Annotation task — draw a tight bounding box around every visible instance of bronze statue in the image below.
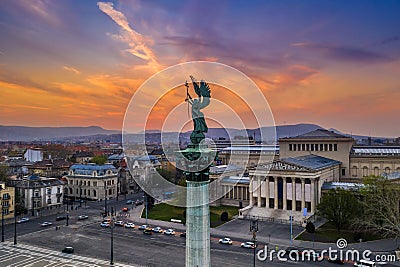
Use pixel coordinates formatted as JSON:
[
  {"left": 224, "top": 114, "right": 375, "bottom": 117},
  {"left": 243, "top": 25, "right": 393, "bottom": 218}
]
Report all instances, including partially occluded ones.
[{"left": 185, "top": 76, "right": 211, "bottom": 144}]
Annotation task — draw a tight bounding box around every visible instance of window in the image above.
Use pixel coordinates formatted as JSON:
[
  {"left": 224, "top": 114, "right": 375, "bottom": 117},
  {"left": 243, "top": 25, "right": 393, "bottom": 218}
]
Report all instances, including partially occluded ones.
[
  {"left": 315, "top": 144, "right": 318, "bottom": 151},
  {"left": 297, "top": 144, "right": 301, "bottom": 151},
  {"left": 362, "top": 167, "right": 368, "bottom": 177},
  {"left": 329, "top": 144, "right": 333, "bottom": 151},
  {"left": 341, "top": 168, "right": 345, "bottom": 176},
  {"left": 320, "top": 144, "right": 323, "bottom": 151},
  {"left": 324, "top": 144, "right": 328, "bottom": 151},
  {"left": 310, "top": 144, "right": 314, "bottom": 151},
  {"left": 57, "top": 196, "right": 61, "bottom": 203},
  {"left": 293, "top": 144, "right": 296, "bottom": 151},
  {"left": 374, "top": 167, "right": 380, "bottom": 176},
  {"left": 93, "top": 190, "right": 96, "bottom": 197},
  {"left": 47, "top": 188, "right": 51, "bottom": 195},
  {"left": 93, "top": 182, "right": 97, "bottom": 187},
  {"left": 302, "top": 144, "right": 305, "bottom": 151},
  {"left": 306, "top": 144, "right": 310, "bottom": 151},
  {"left": 57, "top": 187, "right": 61, "bottom": 194},
  {"left": 87, "top": 181, "right": 90, "bottom": 186},
  {"left": 47, "top": 198, "right": 52, "bottom": 204},
  {"left": 334, "top": 144, "right": 338, "bottom": 151},
  {"left": 384, "top": 167, "right": 391, "bottom": 174},
  {"left": 352, "top": 167, "right": 358, "bottom": 177},
  {"left": 69, "top": 180, "right": 73, "bottom": 185},
  {"left": 289, "top": 144, "right": 292, "bottom": 151}
]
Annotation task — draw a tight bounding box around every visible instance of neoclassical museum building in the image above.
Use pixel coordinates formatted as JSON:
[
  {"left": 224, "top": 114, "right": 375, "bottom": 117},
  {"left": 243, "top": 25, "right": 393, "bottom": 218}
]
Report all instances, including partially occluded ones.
[{"left": 221, "top": 129, "right": 400, "bottom": 223}]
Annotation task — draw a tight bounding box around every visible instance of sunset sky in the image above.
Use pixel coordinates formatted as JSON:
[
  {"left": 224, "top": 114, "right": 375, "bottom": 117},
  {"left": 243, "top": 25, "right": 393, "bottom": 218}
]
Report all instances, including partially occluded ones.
[{"left": 1, "top": 0, "right": 400, "bottom": 137}]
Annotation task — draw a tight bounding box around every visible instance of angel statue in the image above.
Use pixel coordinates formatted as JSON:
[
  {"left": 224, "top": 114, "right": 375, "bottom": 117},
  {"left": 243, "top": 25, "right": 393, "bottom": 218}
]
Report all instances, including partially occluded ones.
[{"left": 185, "top": 75, "right": 211, "bottom": 144}]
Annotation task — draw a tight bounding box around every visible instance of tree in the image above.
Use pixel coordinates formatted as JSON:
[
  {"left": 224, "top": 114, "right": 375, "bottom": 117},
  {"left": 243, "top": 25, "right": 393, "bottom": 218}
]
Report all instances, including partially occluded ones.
[
  {"left": 90, "top": 155, "right": 107, "bottom": 165},
  {"left": 0, "top": 165, "right": 9, "bottom": 182},
  {"left": 306, "top": 222, "right": 315, "bottom": 233},
  {"left": 317, "top": 188, "right": 362, "bottom": 232},
  {"left": 355, "top": 175, "right": 400, "bottom": 239}
]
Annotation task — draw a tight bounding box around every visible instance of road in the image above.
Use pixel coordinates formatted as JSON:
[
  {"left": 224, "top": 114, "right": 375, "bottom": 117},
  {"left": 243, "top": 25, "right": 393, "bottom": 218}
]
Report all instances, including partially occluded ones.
[{"left": 1, "top": 194, "right": 399, "bottom": 267}]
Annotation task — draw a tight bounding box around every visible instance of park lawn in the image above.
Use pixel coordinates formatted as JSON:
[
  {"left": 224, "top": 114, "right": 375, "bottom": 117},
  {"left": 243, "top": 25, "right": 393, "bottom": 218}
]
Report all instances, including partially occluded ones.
[
  {"left": 296, "top": 222, "right": 383, "bottom": 243},
  {"left": 142, "top": 203, "right": 239, "bottom": 228}
]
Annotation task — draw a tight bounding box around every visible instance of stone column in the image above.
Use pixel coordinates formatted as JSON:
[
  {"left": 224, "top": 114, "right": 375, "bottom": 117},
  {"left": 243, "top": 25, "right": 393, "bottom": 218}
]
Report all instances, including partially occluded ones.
[
  {"left": 186, "top": 181, "right": 210, "bottom": 267},
  {"left": 282, "top": 177, "right": 287, "bottom": 210},
  {"left": 249, "top": 177, "right": 253, "bottom": 206},
  {"left": 301, "top": 178, "right": 306, "bottom": 212},
  {"left": 310, "top": 180, "right": 315, "bottom": 213},
  {"left": 274, "top": 176, "right": 278, "bottom": 209},
  {"left": 265, "top": 177, "right": 270, "bottom": 209},
  {"left": 257, "top": 176, "right": 261, "bottom": 207},
  {"left": 291, "top": 177, "right": 296, "bottom": 211}
]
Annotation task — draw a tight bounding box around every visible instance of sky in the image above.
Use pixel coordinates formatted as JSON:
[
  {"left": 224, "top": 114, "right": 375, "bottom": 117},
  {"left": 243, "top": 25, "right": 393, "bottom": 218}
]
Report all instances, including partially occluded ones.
[{"left": 0, "top": 0, "right": 400, "bottom": 137}]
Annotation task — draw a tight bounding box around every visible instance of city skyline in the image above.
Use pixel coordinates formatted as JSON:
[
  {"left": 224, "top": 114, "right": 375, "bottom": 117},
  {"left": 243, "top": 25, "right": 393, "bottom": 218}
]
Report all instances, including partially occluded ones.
[{"left": 1, "top": 1, "right": 400, "bottom": 137}]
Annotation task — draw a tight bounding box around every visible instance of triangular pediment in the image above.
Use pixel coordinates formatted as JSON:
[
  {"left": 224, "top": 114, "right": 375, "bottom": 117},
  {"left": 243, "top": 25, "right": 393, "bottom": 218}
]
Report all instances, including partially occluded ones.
[{"left": 255, "top": 160, "right": 311, "bottom": 172}]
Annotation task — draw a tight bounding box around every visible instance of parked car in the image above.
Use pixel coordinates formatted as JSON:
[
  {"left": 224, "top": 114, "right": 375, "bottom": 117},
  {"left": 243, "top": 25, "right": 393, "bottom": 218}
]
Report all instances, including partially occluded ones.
[
  {"left": 78, "top": 215, "right": 88, "bottom": 220},
  {"left": 100, "top": 222, "right": 110, "bottom": 227},
  {"left": 143, "top": 228, "right": 152, "bottom": 235},
  {"left": 122, "top": 207, "right": 129, "bottom": 212},
  {"left": 135, "top": 199, "right": 144, "bottom": 205},
  {"left": 126, "top": 200, "right": 133, "bottom": 204},
  {"left": 17, "top": 217, "right": 30, "bottom": 224},
  {"left": 56, "top": 215, "right": 66, "bottom": 221},
  {"left": 40, "top": 222, "right": 53, "bottom": 227},
  {"left": 240, "top": 242, "right": 255, "bottom": 248},
  {"left": 152, "top": 226, "right": 164, "bottom": 233},
  {"left": 180, "top": 232, "right": 186, "bottom": 237},
  {"left": 124, "top": 222, "right": 135, "bottom": 228},
  {"left": 62, "top": 246, "right": 74, "bottom": 254},
  {"left": 219, "top": 238, "right": 233, "bottom": 245},
  {"left": 114, "top": 220, "right": 125, "bottom": 227},
  {"left": 138, "top": 224, "right": 148, "bottom": 230},
  {"left": 164, "top": 229, "right": 175, "bottom": 235}
]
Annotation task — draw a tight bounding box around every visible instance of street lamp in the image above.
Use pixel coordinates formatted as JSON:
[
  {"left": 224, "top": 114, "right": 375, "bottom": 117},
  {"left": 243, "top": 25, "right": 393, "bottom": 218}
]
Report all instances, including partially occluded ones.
[
  {"left": 143, "top": 194, "right": 148, "bottom": 225},
  {"left": 250, "top": 219, "right": 258, "bottom": 267},
  {"left": 14, "top": 188, "right": 17, "bottom": 245},
  {"left": 79, "top": 181, "right": 82, "bottom": 208},
  {"left": 110, "top": 217, "right": 115, "bottom": 265},
  {"left": 104, "top": 180, "right": 108, "bottom": 216},
  {"left": 0, "top": 185, "right": 4, "bottom": 242},
  {"left": 66, "top": 211, "right": 69, "bottom": 226}
]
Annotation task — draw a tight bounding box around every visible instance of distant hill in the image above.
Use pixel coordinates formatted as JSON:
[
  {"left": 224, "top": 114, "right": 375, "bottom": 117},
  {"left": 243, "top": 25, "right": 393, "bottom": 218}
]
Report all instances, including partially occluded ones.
[{"left": 0, "top": 125, "right": 120, "bottom": 141}]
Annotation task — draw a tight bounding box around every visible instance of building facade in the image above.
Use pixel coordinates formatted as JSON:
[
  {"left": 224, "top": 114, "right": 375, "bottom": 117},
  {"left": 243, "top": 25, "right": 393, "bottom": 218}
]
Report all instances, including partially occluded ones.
[
  {"left": 0, "top": 181, "right": 15, "bottom": 220},
  {"left": 64, "top": 164, "right": 118, "bottom": 201},
  {"left": 12, "top": 175, "right": 64, "bottom": 216}
]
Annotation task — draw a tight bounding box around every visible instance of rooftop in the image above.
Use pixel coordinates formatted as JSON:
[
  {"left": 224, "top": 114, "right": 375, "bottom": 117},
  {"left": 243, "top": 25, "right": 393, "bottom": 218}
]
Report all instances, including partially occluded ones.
[
  {"left": 322, "top": 181, "right": 364, "bottom": 191},
  {"left": 282, "top": 154, "right": 342, "bottom": 171},
  {"left": 220, "top": 176, "right": 250, "bottom": 185},
  {"left": 210, "top": 164, "right": 244, "bottom": 175},
  {"left": 280, "top": 129, "right": 353, "bottom": 140}
]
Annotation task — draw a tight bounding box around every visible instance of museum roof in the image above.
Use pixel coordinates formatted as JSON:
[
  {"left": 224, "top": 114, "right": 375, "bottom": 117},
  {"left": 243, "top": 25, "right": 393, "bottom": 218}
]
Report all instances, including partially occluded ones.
[
  {"left": 352, "top": 146, "right": 400, "bottom": 155},
  {"left": 383, "top": 171, "right": 400, "bottom": 180},
  {"left": 280, "top": 129, "right": 352, "bottom": 140},
  {"left": 220, "top": 145, "right": 279, "bottom": 152},
  {"left": 210, "top": 164, "right": 244, "bottom": 175},
  {"left": 322, "top": 181, "right": 364, "bottom": 191},
  {"left": 220, "top": 176, "right": 250, "bottom": 185},
  {"left": 282, "top": 154, "right": 341, "bottom": 171}
]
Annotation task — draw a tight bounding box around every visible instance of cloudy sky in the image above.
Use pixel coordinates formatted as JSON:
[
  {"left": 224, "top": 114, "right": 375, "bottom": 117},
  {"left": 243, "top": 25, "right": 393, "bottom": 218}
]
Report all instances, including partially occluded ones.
[{"left": 0, "top": 0, "right": 399, "bottom": 137}]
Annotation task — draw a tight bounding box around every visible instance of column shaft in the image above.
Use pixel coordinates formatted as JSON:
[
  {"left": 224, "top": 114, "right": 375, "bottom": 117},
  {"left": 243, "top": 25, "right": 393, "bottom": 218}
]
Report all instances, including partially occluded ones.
[
  {"left": 301, "top": 178, "right": 306, "bottom": 212},
  {"left": 292, "top": 177, "right": 296, "bottom": 211},
  {"left": 311, "top": 179, "right": 316, "bottom": 213},
  {"left": 274, "top": 177, "right": 278, "bottom": 209},
  {"left": 282, "top": 178, "right": 287, "bottom": 210},
  {"left": 257, "top": 176, "right": 261, "bottom": 207},
  {"left": 265, "top": 177, "right": 270, "bottom": 209}
]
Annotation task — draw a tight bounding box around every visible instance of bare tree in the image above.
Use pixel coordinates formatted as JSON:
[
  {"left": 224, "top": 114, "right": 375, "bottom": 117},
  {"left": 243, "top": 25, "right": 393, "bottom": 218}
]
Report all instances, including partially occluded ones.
[{"left": 355, "top": 176, "right": 400, "bottom": 239}]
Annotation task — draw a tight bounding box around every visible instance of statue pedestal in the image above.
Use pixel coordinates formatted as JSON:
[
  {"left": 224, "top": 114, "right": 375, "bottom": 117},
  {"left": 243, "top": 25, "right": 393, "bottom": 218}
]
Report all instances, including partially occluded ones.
[{"left": 186, "top": 181, "right": 210, "bottom": 267}]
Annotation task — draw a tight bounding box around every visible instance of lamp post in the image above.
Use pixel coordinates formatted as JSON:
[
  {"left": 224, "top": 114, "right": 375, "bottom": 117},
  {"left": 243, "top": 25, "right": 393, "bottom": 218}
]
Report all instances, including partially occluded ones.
[
  {"left": 14, "top": 188, "right": 17, "bottom": 245},
  {"left": 143, "top": 194, "right": 148, "bottom": 225},
  {"left": 66, "top": 211, "right": 69, "bottom": 226},
  {"left": 250, "top": 219, "right": 258, "bottom": 267},
  {"left": 104, "top": 180, "right": 108, "bottom": 216},
  {"left": 78, "top": 181, "right": 82, "bottom": 208},
  {"left": 0, "top": 185, "right": 4, "bottom": 242},
  {"left": 110, "top": 217, "right": 115, "bottom": 265}
]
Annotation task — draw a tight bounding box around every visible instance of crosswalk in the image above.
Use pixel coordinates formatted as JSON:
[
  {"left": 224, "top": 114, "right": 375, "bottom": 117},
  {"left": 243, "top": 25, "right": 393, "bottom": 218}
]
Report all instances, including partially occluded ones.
[{"left": 0, "top": 242, "right": 142, "bottom": 267}]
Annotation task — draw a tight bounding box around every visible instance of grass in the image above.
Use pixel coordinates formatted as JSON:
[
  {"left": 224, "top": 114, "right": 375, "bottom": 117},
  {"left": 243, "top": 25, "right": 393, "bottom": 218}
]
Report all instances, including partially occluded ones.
[
  {"left": 296, "top": 221, "right": 384, "bottom": 243},
  {"left": 142, "top": 203, "right": 239, "bottom": 228}
]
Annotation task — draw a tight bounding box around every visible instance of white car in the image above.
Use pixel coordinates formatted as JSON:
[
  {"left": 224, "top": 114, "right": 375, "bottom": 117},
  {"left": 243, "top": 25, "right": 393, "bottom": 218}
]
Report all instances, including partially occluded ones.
[
  {"left": 152, "top": 226, "right": 163, "bottom": 233},
  {"left": 124, "top": 223, "right": 135, "bottom": 228},
  {"left": 219, "top": 238, "right": 233, "bottom": 245},
  {"left": 138, "top": 224, "right": 148, "bottom": 230},
  {"left": 17, "top": 217, "right": 30, "bottom": 224},
  {"left": 241, "top": 241, "right": 255, "bottom": 248},
  {"left": 78, "top": 215, "right": 88, "bottom": 220},
  {"left": 40, "top": 222, "right": 52, "bottom": 227},
  {"left": 100, "top": 222, "right": 110, "bottom": 227},
  {"left": 164, "top": 229, "right": 175, "bottom": 235},
  {"left": 114, "top": 221, "right": 125, "bottom": 227}
]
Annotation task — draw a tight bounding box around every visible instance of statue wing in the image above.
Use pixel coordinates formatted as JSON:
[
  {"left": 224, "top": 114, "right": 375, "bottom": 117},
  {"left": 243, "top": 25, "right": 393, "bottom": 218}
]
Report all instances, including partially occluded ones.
[
  {"left": 190, "top": 75, "right": 201, "bottom": 97},
  {"left": 199, "top": 80, "right": 211, "bottom": 109}
]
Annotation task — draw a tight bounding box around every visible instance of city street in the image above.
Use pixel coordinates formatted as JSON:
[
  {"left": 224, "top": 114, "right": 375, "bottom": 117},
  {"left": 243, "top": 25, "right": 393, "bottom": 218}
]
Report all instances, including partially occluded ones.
[{"left": 1, "top": 195, "right": 399, "bottom": 267}]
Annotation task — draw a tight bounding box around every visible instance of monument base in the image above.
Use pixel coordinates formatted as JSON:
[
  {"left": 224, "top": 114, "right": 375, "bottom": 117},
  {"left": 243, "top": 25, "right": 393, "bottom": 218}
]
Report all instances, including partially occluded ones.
[{"left": 186, "top": 181, "right": 210, "bottom": 267}]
